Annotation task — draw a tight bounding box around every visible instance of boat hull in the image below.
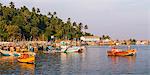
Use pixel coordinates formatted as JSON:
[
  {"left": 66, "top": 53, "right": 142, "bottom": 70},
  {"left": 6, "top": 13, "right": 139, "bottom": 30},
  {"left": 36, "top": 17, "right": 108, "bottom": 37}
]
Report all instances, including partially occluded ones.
[
  {"left": 2, "top": 53, "right": 11, "bottom": 56},
  {"left": 43, "top": 46, "right": 85, "bottom": 53},
  {"left": 61, "top": 46, "right": 81, "bottom": 53},
  {"left": 17, "top": 56, "right": 35, "bottom": 64},
  {"left": 13, "top": 52, "right": 21, "bottom": 56},
  {"left": 107, "top": 49, "right": 136, "bottom": 56}
]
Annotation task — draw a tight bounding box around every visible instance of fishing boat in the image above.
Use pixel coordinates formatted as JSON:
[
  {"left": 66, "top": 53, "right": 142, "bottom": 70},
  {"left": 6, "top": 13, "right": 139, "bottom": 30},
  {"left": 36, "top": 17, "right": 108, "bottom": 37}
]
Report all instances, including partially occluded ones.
[
  {"left": 43, "top": 46, "right": 85, "bottom": 53},
  {"left": 61, "top": 46, "right": 85, "bottom": 53},
  {"left": 107, "top": 49, "right": 136, "bottom": 56},
  {"left": 43, "top": 45, "right": 60, "bottom": 53},
  {"left": 0, "top": 45, "right": 21, "bottom": 56},
  {"left": 43, "top": 49, "right": 61, "bottom": 53},
  {"left": 0, "top": 50, "right": 21, "bottom": 56},
  {"left": 0, "top": 50, "right": 12, "bottom": 56},
  {"left": 17, "top": 53, "right": 35, "bottom": 64},
  {"left": 12, "top": 52, "right": 21, "bottom": 56}
]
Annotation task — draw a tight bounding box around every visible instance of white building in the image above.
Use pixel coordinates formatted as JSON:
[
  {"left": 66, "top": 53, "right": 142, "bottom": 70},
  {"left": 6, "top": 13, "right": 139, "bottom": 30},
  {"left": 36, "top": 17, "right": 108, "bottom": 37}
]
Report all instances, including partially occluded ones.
[
  {"left": 80, "top": 36, "right": 100, "bottom": 42},
  {"left": 136, "top": 40, "right": 149, "bottom": 45}
]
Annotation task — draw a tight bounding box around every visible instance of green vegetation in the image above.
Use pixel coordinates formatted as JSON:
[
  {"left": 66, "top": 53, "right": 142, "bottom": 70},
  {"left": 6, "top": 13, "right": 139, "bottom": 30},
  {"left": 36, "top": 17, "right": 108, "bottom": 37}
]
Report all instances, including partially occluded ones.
[
  {"left": 100, "top": 35, "right": 111, "bottom": 40},
  {"left": 0, "top": 2, "right": 91, "bottom": 41},
  {"left": 129, "top": 38, "right": 137, "bottom": 45}
]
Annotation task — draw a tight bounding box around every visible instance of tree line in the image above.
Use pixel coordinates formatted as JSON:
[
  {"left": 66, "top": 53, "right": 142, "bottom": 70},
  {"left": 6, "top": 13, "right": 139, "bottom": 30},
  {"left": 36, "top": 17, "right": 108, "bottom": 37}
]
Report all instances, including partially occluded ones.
[{"left": 0, "top": 2, "right": 91, "bottom": 41}]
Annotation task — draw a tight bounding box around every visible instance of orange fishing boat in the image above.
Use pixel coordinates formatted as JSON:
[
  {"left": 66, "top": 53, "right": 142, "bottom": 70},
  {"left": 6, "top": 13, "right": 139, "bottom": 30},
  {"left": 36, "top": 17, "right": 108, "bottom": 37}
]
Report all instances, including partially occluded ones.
[
  {"left": 17, "top": 53, "right": 35, "bottom": 64},
  {"left": 107, "top": 49, "right": 136, "bottom": 56}
]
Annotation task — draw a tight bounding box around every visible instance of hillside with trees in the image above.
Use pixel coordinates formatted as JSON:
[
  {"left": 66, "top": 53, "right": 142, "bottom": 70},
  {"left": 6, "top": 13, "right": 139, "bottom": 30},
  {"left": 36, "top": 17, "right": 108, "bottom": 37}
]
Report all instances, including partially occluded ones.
[{"left": 0, "top": 2, "right": 91, "bottom": 41}]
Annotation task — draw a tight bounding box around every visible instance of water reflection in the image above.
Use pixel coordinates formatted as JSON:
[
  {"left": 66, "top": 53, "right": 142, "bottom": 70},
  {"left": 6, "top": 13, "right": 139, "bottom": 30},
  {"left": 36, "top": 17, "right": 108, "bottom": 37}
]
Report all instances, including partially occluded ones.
[
  {"left": 18, "top": 63, "right": 35, "bottom": 75},
  {"left": 108, "top": 56, "right": 136, "bottom": 64},
  {"left": 35, "top": 52, "right": 86, "bottom": 75},
  {"left": 0, "top": 56, "right": 16, "bottom": 63},
  {"left": 60, "top": 53, "right": 86, "bottom": 75},
  {"left": 60, "top": 52, "right": 85, "bottom": 64},
  {"left": 0, "top": 56, "right": 35, "bottom": 75},
  {"left": 35, "top": 52, "right": 62, "bottom": 75},
  {"left": 0, "top": 45, "right": 149, "bottom": 75},
  {"left": 0, "top": 56, "right": 17, "bottom": 74},
  {"left": 107, "top": 56, "right": 137, "bottom": 75}
]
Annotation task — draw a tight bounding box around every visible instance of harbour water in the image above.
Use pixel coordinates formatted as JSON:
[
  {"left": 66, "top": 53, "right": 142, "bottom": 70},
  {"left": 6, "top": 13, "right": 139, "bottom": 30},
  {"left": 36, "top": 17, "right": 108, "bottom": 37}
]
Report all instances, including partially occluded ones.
[{"left": 0, "top": 45, "right": 150, "bottom": 75}]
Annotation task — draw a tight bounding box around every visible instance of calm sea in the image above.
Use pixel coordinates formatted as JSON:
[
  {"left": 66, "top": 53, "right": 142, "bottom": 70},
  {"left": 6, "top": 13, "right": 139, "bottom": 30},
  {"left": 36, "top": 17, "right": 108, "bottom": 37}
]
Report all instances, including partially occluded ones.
[{"left": 0, "top": 45, "right": 150, "bottom": 75}]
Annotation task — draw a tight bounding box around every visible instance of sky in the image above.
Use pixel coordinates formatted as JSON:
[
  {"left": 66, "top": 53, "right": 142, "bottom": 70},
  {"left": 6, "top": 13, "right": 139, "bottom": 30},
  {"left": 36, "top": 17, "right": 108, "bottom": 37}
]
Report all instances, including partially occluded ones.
[{"left": 1, "top": 0, "right": 150, "bottom": 40}]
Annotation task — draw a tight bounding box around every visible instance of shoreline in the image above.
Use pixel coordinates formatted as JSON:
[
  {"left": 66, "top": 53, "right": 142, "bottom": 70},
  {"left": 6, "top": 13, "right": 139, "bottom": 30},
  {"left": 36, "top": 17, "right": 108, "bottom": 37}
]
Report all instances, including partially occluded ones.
[{"left": 0, "top": 41, "right": 149, "bottom": 46}]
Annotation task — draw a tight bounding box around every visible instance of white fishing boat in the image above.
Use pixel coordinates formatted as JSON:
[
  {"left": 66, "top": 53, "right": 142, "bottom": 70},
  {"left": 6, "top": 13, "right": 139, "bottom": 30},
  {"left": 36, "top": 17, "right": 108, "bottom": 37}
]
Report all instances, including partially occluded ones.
[
  {"left": 61, "top": 46, "right": 85, "bottom": 53},
  {"left": 43, "top": 46, "right": 85, "bottom": 53}
]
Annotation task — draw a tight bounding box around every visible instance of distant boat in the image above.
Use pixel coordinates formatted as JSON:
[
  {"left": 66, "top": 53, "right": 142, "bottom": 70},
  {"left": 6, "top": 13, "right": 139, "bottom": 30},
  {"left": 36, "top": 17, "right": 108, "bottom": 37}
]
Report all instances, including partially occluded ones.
[
  {"left": 0, "top": 48, "right": 35, "bottom": 56},
  {"left": 107, "top": 49, "right": 136, "bottom": 56}
]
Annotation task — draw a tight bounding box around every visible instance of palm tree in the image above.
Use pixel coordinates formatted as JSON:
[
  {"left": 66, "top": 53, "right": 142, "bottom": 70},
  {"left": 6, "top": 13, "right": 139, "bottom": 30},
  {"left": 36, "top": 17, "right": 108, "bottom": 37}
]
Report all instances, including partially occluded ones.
[
  {"left": 78, "top": 22, "right": 83, "bottom": 32},
  {"left": 67, "top": 18, "right": 71, "bottom": 22},
  {"left": 0, "top": 3, "right": 2, "bottom": 16},
  {"left": 21, "top": 6, "right": 28, "bottom": 11},
  {"left": 48, "top": 12, "right": 51, "bottom": 16},
  {"left": 67, "top": 18, "right": 71, "bottom": 26},
  {"left": 102, "top": 35, "right": 105, "bottom": 40},
  {"left": 32, "top": 7, "right": 36, "bottom": 13},
  {"left": 100, "top": 37, "right": 102, "bottom": 40},
  {"left": 73, "top": 22, "right": 77, "bottom": 26},
  {"left": 53, "top": 11, "right": 57, "bottom": 15},
  {"left": 84, "top": 25, "right": 88, "bottom": 35},
  {"left": 9, "top": 2, "right": 15, "bottom": 8},
  {"left": 84, "top": 25, "right": 88, "bottom": 30},
  {"left": 37, "top": 8, "right": 40, "bottom": 13},
  {"left": 73, "top": 22, "right": 77, "bottom": 29},
  {"left": 0, "top": 3, "right": 2, "bottom": 7},
  {"left": 105, "top": 35, "right": 110, "bottom": 39}
]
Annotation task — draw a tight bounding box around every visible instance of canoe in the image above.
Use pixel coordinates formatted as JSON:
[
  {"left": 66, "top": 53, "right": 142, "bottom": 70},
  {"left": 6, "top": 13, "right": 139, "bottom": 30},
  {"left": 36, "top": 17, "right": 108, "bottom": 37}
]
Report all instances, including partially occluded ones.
[
  {"left": 17, "top": 54, "right": 35, "bottom": 64},
  {"left": 107, "top": 49, "right": 136, "bottom": 56}
]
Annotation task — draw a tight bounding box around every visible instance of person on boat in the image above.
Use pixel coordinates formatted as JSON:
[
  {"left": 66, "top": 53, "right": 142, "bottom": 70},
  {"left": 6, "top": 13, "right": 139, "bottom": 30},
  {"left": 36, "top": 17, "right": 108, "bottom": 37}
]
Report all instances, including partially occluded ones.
[
  {"left": 20, "top": 53, "right": 29, "bottom": 59},
  {"left": 15, "top": 45, "right": 20, "bottom": 52},
  {"left": 10, "top": 46, "right": 14, "bottom": 52},
  {"left": 65, "top": 45, "right": 73, "bottom": 51},
  {"left": 46, "top": 45, "right": 53, "bottom": 51},
  {"left": 3, "top": 46, "right": 9, "bottom": 51},
  {"left": 0, "top": 43, "right": 2, "bottom": 50},
  {"left": 128, "top": 45, "right": 131, "bottom": 50},
  {"left": 111, "top": 47, "right": 119, "bottom": 52},
  {"left": 29, "top": 44, "right": 34, "bottom": 52}
]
